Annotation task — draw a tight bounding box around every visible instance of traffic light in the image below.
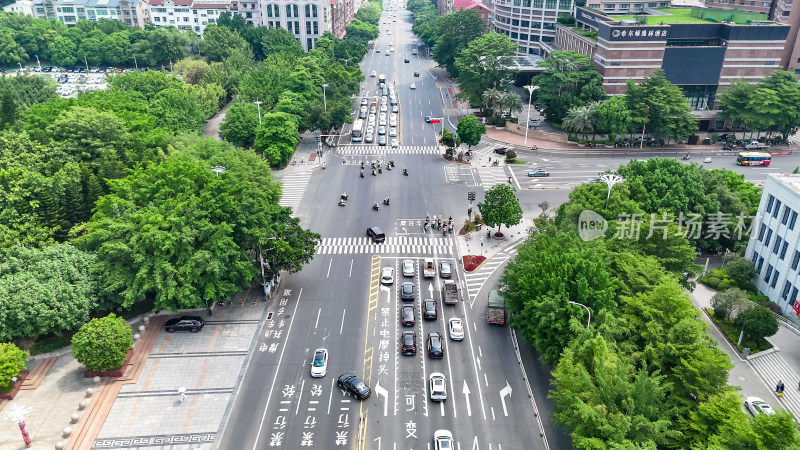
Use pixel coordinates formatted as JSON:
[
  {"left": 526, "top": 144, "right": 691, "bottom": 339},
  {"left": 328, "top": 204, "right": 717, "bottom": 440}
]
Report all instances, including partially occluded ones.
[
  {"left": 315, "top": 136, "right": 320, "bottom": 143},
  {"left": 468, "top": 191, "right": 476, "bottom": 201}
]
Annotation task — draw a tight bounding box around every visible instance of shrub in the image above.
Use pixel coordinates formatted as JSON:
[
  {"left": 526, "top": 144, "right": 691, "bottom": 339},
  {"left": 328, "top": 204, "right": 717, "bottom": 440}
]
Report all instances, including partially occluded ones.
[
  {"left": 717, "top": 279, "right": 733, "bottom": 290},
  {"left": 0, "top": 343, "right": 27, "bottom": 392},
  {"left": 72, "top": 313, "right": 133, "bottom": 372},
  {"left": 506, "top": 150, "right": 517, "bottom": 159},
  {"left": 702, "top": 276, "right": 722, "bottom": 289},
  {"left": 758, "top": 301, "right": 783, "bottom": 315}
]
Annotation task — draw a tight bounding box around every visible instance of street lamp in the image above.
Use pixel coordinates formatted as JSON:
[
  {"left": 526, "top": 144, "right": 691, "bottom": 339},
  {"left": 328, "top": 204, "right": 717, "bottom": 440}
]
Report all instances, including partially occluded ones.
[
  {"left": 640, "top": 105, "right": 650, "bottom": 149},
  {"left": 321, "top": 83, "right": 329, "bottom": 111},
  {"left": 211, "top": 166, "right": 226, "bottom": 176},
  {"left": 599, "top": 174, "right": 625, "bottom": 209},
  {"left": 523, "top": 85, "right": 539, "bottom": 146},
  {"left": 83, "top": 55, "right": 89, "bottom": 74},
  {"left": 133, "top": 56, "right": 138, "bottom": 71},
  {"left": 17, "top": 61, "right": 22, "bottom": 73},
  {"left": 35, "top": 55, "right": 41, "bottom": 72},
  {"left": 253, "top": 99, "right": 263, "bottom": 125},
  {"left": 568, "top": 301, "right": 591, "bottom": 328}
]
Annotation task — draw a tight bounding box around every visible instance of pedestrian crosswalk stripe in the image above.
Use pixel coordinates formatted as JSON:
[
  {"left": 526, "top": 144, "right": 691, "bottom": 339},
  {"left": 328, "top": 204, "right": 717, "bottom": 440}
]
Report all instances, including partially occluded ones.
[
  {"left": 475, "top": 165, "right": 508, "bottom": 188},
  {"left": 278, "top": 169, "right": 314, "bottom": 217},
  {"left": 315, "top": 236, "right": 454, "bottom": 255},
  {"left": 336, "top": 145, "right": 441, "bottom": 155}
]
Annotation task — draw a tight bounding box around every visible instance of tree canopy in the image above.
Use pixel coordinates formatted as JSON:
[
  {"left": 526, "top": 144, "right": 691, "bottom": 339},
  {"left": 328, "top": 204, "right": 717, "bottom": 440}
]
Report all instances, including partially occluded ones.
[
  {"left": 477, "top": 184, "right": 523, "bottom": 232},
  {"left": 454, "top": 33, "right": 518, "bottom": 106}
]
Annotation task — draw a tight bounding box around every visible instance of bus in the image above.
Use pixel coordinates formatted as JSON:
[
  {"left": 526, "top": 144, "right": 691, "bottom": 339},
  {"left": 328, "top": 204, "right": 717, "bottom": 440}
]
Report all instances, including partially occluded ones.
[
  {"left": 737, "top": 152, "right": 772, "bottom": 166},
  {"left": 352, "top": 119, "right": 364, "bottom": 142}
]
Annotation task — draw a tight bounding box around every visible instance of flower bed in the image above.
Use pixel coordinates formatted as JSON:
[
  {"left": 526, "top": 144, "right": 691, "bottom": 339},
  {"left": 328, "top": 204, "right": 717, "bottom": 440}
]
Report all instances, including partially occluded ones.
[{"left": 463, "top": 255, "right": 487, "bottom": 272}]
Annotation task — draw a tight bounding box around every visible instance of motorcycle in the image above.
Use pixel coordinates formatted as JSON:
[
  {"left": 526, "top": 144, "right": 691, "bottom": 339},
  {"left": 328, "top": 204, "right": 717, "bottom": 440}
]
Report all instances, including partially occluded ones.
[
  {"left": 492, "top": 160, "right": 499, "bottom": 167},
  {"left": 372, "top": 168, "right": 377, "bottom": 176},
  {"left": 682, "top": 154, "right": 691, "bottom": 161},
  {"left": 508, "top": 177, "right": 512, "bottom": 184},
  {"left": 338, "top": 198, "right": 346, "bottom": 206},
  {"left": 378, "top": 167, "right": 383, "bottom": 174},
  {"left": 704, "top": 157, "right": 712, "bottom": 163},
  {"left": 360, "top": 170, "right": 364, "bottom": 178},
  {"left": 383, "top": 197, "right": 390, "bottom": 205},
  {"left": 373, "top": 202, "right": 380, "bottom": 211},
  {"left": 403, "top": 169, "right": 408, "bottom": 176}
]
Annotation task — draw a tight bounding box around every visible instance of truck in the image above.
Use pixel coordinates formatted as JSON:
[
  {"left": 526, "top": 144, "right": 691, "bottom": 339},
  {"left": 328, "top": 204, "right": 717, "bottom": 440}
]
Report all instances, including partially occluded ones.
[
  {"left": 487, "top": 290, "right": 506, "bottom": 324},
  {"left": 745, "top": 140, "right": 770, "bottom": 150},
  {"left": 423, "top": 258, "right": 435, "bottom": 278},
  {"left": 441, "top": 280, "right": 459, "bottom": 305}
]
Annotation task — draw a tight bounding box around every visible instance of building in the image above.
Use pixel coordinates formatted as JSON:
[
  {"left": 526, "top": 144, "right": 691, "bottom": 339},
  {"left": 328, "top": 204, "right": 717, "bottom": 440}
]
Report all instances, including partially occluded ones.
[
  {"left": 585, "top": 0, "right": 670, "bottom": 15},
  {"left": 331, "top": 0, "right": 355, "bottom": 38},
  {"left": 552, "top": 7, "right": 789, "bottom": 112},
  {"left": 702, "top": 0, "right": 792, "bottom": 23},
  {"left": 484, "top": 0, "right": 574, "bottom": 55},
  {"left": 437, "top": 0, "right": 491, "bottom": 31},
  {"left": 256, "top": 0, "right": 334, "bottom": 50},
  {"left": 147, "top": 0, "right": 241, "bottom": 33},
  {"left": 745, "top": 174, "right": 800, "bottom": 321},
  {"left": 4, "top": 0, "right": 141, "bottom": 27}
]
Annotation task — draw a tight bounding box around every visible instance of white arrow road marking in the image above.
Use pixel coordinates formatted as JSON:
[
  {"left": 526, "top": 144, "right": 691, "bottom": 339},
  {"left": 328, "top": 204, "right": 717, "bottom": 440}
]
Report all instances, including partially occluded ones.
[
  {"left": 428, "top": 281, "right": 435, "bottom": 297},
  {"left": 476, "top": 357, "right": 481, "bottom": 371},
  {"left": 463, "top": 380, "right": 472, "bottom": 416},
  {"left": 375, "top": 381, "right": 389, "bottom": 417},
  {"left": 472, "top": 435, "right": 480, "bottom": 450},
  {"left": 499, "top": 381, "right": 512, "bottom": 417}
]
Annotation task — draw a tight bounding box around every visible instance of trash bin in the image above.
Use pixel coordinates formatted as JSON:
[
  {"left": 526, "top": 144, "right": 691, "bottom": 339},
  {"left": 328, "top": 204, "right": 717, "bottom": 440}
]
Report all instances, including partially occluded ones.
[{"left": 702, "top": 138, "right": 711, "bottom": 145}]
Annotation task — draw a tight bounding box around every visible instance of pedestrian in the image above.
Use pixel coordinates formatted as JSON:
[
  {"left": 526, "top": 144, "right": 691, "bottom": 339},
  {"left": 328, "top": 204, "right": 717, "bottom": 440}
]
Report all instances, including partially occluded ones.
[
  {"left": 777, "top": 380, "right": 784, "bottom": 394},
  {"left": 797, "top": 380, "right": 800, "bottom": 391}
]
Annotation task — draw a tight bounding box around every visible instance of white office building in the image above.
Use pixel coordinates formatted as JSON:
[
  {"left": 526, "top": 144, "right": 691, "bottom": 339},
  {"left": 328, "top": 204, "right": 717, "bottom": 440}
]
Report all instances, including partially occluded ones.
[
  {"left": 256, "top": 0, "right": 335, "bottom": 51},
  {"left": 483, "top": 0, "right": 574, "bottom": 55},
  {"left": 745, "top": 174, "right": 800, "bottom": 320},
  {"left": 4, "top": 0, "right": 141, "bottom": 27}
]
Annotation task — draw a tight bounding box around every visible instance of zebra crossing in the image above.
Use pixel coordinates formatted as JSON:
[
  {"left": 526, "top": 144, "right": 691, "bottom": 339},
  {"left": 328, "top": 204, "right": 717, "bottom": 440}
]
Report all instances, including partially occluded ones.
[
  {"left": 316, "top": 236, "right": 454, "bottom": 255},
  {"left": 463, "top": 246, "right": 518, "bottom": 302},
  {"left": 747, "top": 350, "right": 800, "bottom": 418},
  {"left": 337, "top": 145, "right": 441, "bottom": 155},
  {"left": 278, "top": 169, "right": 314, "bottom": 217},
  {"left": 474, "top": 165, "right": 509, "bottom": 188}
]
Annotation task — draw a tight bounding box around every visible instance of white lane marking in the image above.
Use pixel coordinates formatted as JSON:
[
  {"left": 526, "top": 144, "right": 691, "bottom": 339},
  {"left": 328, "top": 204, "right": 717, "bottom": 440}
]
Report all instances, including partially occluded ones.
[
  {"left": 463, "top": 380, "right": 472, "bottom": 416},
  {"left": 295, "top": 379, "right": 305, "bottom": 415},
  {"left": 327, "top": 258, "right": 333, "bottom": 278},
  {"left": 375, "top": 381, "right": 389, "bottom": 416},
  {"left": 349, "top": 259, "right": 354, "bottom": 277},
  {"left": 340, "top": 309, "right": 346, "bottom": 335},
  {"left": 315, "top": 308, "right": 321, "bottom": 329}
]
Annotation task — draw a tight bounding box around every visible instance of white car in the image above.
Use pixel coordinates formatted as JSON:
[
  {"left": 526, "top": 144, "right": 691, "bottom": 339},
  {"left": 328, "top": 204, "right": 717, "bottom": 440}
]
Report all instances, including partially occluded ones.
[
  {"left": 391, "top": 138, "right": 399, "bottom": 148},
  {"left": 376, "top": 48, "right": 381, "bottom": 53},
  {"left": 390, "top": 117, "right": 398, "bottom": 127},
  {"left": 379, "top": 117, "right": 387, "bottom": 126},
  {"left": 389, "top": 128, "right": 397, "bottom": 137},
  {"left": 310, "top": 348, "right": 328, "bottom": 377},
  {"left": 402, "top": 259, "right": 415, "bottom": 277},
  {"left": 370, "top": 70, "right": 377, "bottom": 77},
  {"left": 410, "top": 83, "right": 416, "bottom": 89},
  {"left": 744, "top": 396, "right": 775, "bottom": 416},
  {"left": 380, "top": 104, "right": 388, "bottom": 112},
  {"left": 381, "top": 267, "right": 394, "bottom": 285},
  {"left": 429, "top": 372, "right": 447, "bottom": 401},
  {"left": 448, "top": 318, "right": 464, "bottom": 340},
  {"left": 434, "top": 430, "right": 453, "bottom": 450}
]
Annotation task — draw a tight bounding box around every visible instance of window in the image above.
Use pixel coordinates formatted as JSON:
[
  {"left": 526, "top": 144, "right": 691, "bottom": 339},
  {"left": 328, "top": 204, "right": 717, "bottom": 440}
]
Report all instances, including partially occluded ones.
[
  {"left": 511, "top": 32, "right": 518, "bottom": 38},
  {"left": 307, "top": 38, "right": 313, "bottom": 49},
  {"left": 758, "top": 223, "right": 766, "bottom": 241},
  {"left": 604, "top": 3, "right": 616, "bottom": 9},
  {"left": 793, "top": 250, "right": 800, "bottom": 270},
  {"left": 512, "top": 19, "right": 519, "bottom": 26},
  {"left": 313, "top": 21, "right": 318, "bottom": 34},
  {"left": 533, "top": 0, "right": 543, "bottom": 7},
  {"left": 520, "top": 33, "right": 528, "bottom": 40},
  {"left": 648, "top": 2, "right": 656, "bottom": 5},
  {"left": 306, "top": 20, "right": 311, "bottom": 33},
  {"left": 765, "top": 264, "right": 773, "bottom": 281},
  {"left": 558, "top": 0, "right": 570, "bottom": 7},
  {"left": 766, "top": 194, "right": 775, "bottom": 213},
  {"left": 781, "top": 241, "right": 788, "bottom": 260},
  {"left": 773, "top": 236, "right": 783, "bottom": 254},
  {"left": 783, "top": 281, "right": 792, "bottom": 299},
  {"left": 620, "top": 3, "right": 631, "bottom": 9},
  {"left": 783, "top": 207, "right": 792, "bottom": 224},
  {"left": 757, "top": 256, "right": 764, "bottom": 271},
  {"left": 774, "top": 200, "right": 782, "bottom": 218},
  {"left": 765, "top": 228, "right": 773, "bottom": 247},
  {"left": 311, "top": 5, "right": 317, "bottom": 17},
  {"left": 790, "top": 211, "right": 798, "bottom": 230},
  {"left": 294, "top": 5, "right": 299, "bottom": 16},
  {"left": 752, "top": 251, "right": 759, "bottom": 264},
  {"left": 294, "top": 21, "right": 300, "bottom": 34},
  {"left": 521, "top": 20, "right": 530, "bottom": 27},
  {"left": 287, "top": 21, "right": 292, "bottom": 32},
  {"left": 771, "top": 270, "right": 780, "bottom": 288},
  {"left": 545, "top": 0, "right": 556, "bottom": 7},
  {"left": 305, "top": 4, "right": 310, "bottom": 17},
  {"left": 791, "top": 287, "right": 799, "bottom": 305}
]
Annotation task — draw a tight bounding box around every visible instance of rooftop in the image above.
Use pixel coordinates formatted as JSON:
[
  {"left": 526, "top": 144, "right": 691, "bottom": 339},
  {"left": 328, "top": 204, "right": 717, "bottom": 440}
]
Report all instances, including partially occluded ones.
[
  {"left": 612, "top": 7, "right": 768, "bottom": 25},
  {"left": 770, "top": 174, "right": 800, "bottom": 194}
]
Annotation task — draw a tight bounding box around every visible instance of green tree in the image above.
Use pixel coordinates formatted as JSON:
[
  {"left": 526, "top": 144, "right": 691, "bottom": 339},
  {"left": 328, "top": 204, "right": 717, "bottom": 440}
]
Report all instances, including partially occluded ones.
[
  {"left": 254, "top": 112, "right": 300, "bottom": 167},
  {"left": 260, "top": 27, "right": 305, "bottom": 57},
  {"left": 532, "top": 51, "right": 604, "bottom": 124},
  {"left": 710, "top": 287, "right": 752, "bottom": 320},
  {"left": 355, "top": 1, "right": 382, "bottom": 25},
  {"left": 220, "top": 101, "right": 260, "bottom": 147},
  {"left": 0, "top": 89, "right": 17, "bottom": 128},
  {"left": 0, "top": 343, "right": 27, "bottom": 392},
  {"left": 595, "top": 95, "right": 631, "bottom": 141},
  {"left": 200, "top": 25, "right": 252, "bottom": 62},
  {"left": 683, "top": 389, "right": 757, "bottom": 448},
  {"left": 454, "top": 33, "right": 518, "bottom": 106},
  {"left": 477, "top": 183, "right": 523, "bottom": 233},
  {"left": 562, "top": 104, "right": 595, "bottom": 139},
  {"left": 101, "top": 33, "right": 131, "bottom": 66},
  {"left": 759, "top": 70, "right": 800, "bottom": 141},
  {"left": 47, "top": 35, "right": 78, "bottom": 67},
  {"left": 0, "top": 244, "right": 99, "bottom": 341},
  {"left": 723, "top": 254, "right": 759, "bottom": 289},
  {"left": 77, "top": 37, "right": 104, "bottom": 66},
  {"left": 735, "top": 306, "right": 779, "bottom": 341},
  {"left": 0, "top": 30, "right": 28, "bottom": 65},
  {"left": 71, "top": 313, "right": 133, "bottom": 372},
  {"left": 625, "top": 70, "right": 696, "bottom": 143},
  {"left": 481, "top": 87, "right": 503, "bottom": 114},
  {"left": 495, "top": 91, "right": 523, "bottom": 118},
  {"left": 456, "top": 115, "right": 486, "bottom": 150},
  {"left": 432, "top": 9, "right": 484, "bottom": 76},
  {"left": 751, "top": 411, "right": 800, "bottom": 449},
  {"left": 345, "top": 19, "right": 380, "bottom": 43},
  {"left": 174, "top": 58, "right": 209, "bottom": 85}
]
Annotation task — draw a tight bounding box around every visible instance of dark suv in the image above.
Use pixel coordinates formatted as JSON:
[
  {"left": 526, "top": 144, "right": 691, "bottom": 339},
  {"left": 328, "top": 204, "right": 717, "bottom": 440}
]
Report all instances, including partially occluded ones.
[
  {"left": 402, "top": 331, "right": 417, "bottom": 355},
  {"left": 423, "top": 299, "right": 437, "bottom": 319},
  {"left": 165, "top": 316, "right": 204, "bottom": 333},
  {"left": 367, "top": 226, "right": 386, "bottom": 243},
  {"left": 427, "top": 332, "right": 444, "bottom": 358},
  {"left": 401, "top": 282, "right": 415, "bottom": 301},
  {"left": 337, "top": 373, "right": 371, "bottom": 399},
  {"left": 402, "top": 305, "right": 415, "bottom": 326}
]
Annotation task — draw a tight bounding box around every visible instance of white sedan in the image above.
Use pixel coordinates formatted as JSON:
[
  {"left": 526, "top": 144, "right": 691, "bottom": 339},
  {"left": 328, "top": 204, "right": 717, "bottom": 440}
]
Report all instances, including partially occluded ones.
[
  {"left": 381, "top": 267, "right": 394, "bottom": 285},
  {"left": 429, "top": 373, "right": 447, "bottom": 401},
  {"left": 402, "top": 259, "right": 415, "bottom": 277},
  {"left": 391, "top": 138, "right": 399, "bottom": 148},
  {"left": 744, "top": 396, "right": 775, "bottom": 416},
  {"left": 310, "top": 348, "right": 328, "bottom": 377},
  {"left": 434, "top": 430, "right": 453, "bottom": 450},
  {"left": 410, "top": 83, "right": 416, "bottom": 89},
  {"left": 448, "top": 318, "right": 464, "bottom": 340}
]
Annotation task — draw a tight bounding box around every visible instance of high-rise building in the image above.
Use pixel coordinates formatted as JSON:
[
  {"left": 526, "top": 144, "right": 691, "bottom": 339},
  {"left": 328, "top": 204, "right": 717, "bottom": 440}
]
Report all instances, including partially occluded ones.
[
  {"left": 484, "top": 0, "right": 574, "bottom": 55},
  {"left": 4, "top": 0, "right": 141, "bottom": 27}
]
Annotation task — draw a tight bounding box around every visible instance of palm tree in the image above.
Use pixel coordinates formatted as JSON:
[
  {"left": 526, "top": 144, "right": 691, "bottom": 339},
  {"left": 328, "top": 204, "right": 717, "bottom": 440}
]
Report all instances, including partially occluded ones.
[
  {"left": 562, "top": 105, "right": 594, "bottom": 139},
  {"left": 495, "top": 92, "right": 523, "bottom": 118},
  {"left": 481, "top": 88, "right": 503, "bottom": 115}
]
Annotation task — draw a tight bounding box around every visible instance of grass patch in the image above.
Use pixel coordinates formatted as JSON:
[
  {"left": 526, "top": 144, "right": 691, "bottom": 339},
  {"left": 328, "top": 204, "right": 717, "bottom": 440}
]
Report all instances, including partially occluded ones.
[
  {"left": 505, "top": 158, "right": 525, "bottom": 164},
  {"left": 30, "top": 331, "right": 78, "bottom": 356},
  {"left": 571, "top": 27, "right": 598, "bottom": 41},
  {"left": 704, "top": 308, "right": 773, "bottom": 354},
  {"left": 615, "top": 7, "right": 766, "bottom": 24}
]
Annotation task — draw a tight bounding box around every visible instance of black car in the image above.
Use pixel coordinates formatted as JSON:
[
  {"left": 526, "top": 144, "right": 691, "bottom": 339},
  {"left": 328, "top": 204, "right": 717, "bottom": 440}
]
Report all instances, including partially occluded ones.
[
  {"left": 414, "top": 71, "right": 420, "bottom": 77},
  {"left": 402, "top": 331, "right": 417, "bottom": 355},
  {"left": 337, "top": 373, "right": 371, "bottom": 399},
  {"left": 401, "top": 282, "right": 415, "bottom": 301},
  {"left": 164, "top": 316, "right": 204, "bottom": 333},
  {"left": 427, "top": 332, "right": 444, "bottom": 358},
  {"left": 493, "top": 147, "right": 508, "bottom": 155},
  {"left": 404, "top": 58, "right": 410, "bottom": 63},
  {"left": 402, "top": 305, "right": 415, "bottom": 326},
  {"left": 423, "top": 299, "right": 437, "bottom": 319}
]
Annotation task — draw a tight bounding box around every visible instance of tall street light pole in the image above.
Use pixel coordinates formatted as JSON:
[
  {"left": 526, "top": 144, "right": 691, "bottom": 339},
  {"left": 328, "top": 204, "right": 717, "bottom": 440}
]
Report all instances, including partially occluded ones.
[
  {"left": 568, "top": 301, "right": 591, "bottom": 328},
  {"left": 133, "top": 56, "right": 138, "bottom": 71},
  {"left": 211, "top": 166, "right": 226, "bottom": 176},
  {"left": 83, "top": 55, "right": 89, "bottom": 74},
  {"left": 600, "top": 174, "right": 625, "bottom": 209},
  {"left": 523, "top": 85, "right": 539, "bottom": 146},
  {"left": 253, "top": 99, "right": 263, "bottom": 125},
  {"left": 321, "top": 83, "right": 329, "bottom": 111}
]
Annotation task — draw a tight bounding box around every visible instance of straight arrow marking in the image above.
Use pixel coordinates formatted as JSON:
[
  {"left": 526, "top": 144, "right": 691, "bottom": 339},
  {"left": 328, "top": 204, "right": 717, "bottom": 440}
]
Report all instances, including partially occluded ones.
[{"left": 463, "top": 380, "right": 472, "bottom": 417}]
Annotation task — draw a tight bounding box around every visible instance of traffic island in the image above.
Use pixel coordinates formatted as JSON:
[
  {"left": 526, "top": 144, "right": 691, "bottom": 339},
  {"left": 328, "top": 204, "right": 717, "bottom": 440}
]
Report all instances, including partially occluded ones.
[
  {"left": 492, "top": 231, "right": 506, "bottom": 240},
  {"left": 462, "top": 255, "right": 487, "bottom": 272}
]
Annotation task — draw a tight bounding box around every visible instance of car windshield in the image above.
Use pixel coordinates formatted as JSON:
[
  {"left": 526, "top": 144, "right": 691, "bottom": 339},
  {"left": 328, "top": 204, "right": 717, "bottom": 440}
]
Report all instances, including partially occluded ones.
[
  {"left": 313, "top": 353, "right": 325, "bottom": 366},
  {"left": 439, "top": 440, "right": 451, "bottom": 449}
]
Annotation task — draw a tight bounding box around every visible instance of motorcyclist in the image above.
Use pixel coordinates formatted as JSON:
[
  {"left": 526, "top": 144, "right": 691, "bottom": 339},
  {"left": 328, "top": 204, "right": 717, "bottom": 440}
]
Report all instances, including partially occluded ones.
[
  {"left": 384, "top": 197, "right": 390, "bottom": 205},
  {"left": 360, "top": 169, "right": 364, "bottom": 177},
  {"left": 403, "top": 168, "right": 408, "bottom": 175},
  {"left": 373, "top": 202, "right": 379, "bottom": 210}
]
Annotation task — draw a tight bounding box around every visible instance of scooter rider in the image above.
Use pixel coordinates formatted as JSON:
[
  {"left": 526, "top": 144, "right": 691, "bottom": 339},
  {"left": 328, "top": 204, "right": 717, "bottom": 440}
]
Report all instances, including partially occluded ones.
[
  {"left": 360, "top": 169, "right": 364, "bottom": 177},
  {"left": 384, "top": 197, "right": 390, "bottom": 205}
]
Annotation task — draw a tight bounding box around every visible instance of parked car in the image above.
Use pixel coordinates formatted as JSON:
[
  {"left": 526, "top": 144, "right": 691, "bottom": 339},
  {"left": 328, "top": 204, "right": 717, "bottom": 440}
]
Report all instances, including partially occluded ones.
[
  {"left": 493, "top": 147, "right": 507, "bottom": 155},
  {"left": 164, "top": 316, "right": 204, "bottom": 333},
  {"left": 744, "top": 397, "right": 775, "bottom": 416},
  {"left": 410, "top": 83, "right": 416, "bottom": 89},
  {"left": 404, "top": 58, "right": 410, "bottom": 63},
  {"left": 310, "top": 348, "right": 328, "bottom": 377}
]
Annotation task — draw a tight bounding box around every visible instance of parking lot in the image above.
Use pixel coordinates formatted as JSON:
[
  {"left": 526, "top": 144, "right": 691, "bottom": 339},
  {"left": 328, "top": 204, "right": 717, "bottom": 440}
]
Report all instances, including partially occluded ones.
[{"left": 9, "top": 66, "right": 145, "bottom": 98}]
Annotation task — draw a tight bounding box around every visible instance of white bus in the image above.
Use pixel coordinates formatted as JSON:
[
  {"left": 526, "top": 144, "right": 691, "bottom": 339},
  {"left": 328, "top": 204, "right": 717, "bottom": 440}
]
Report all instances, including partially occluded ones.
[{"left": 352, "top": 119, "right": 364, "bottom": 142}]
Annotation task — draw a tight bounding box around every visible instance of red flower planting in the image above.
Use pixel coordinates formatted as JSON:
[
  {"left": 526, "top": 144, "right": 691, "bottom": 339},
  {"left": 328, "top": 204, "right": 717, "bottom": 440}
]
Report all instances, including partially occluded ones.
[{"left": 462, "top": 255, "right": 487, "bottom": 272}]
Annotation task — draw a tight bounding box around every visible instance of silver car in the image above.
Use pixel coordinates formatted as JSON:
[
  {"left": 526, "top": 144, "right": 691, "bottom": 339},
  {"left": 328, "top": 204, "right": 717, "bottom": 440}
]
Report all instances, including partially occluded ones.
[
  {"left": 429, "top": 372, "right": 447, "bottom": 401},
  {"left": 402, "top": 259, "right": 415, "bottom": 277},
  {"left": 310, "top": 348, "right": 328, "bottom": 377},
  {"left": 448, "top": 318, "right": 464, "bottom": 340}
]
